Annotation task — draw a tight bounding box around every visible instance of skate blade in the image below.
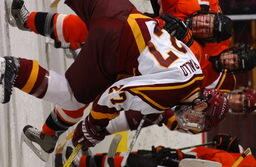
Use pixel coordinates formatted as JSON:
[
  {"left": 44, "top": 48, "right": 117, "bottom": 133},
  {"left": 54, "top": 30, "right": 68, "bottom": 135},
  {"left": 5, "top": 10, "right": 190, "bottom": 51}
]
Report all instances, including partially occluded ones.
[
  {"left": 21, "top": 132, "right": 49, "bottom": 162},
  {"left": 0, "top": 57, "right": 6, "bottom": 103},
  {"left": 4, "top": 0, "right": 16, "bottom": 27}
]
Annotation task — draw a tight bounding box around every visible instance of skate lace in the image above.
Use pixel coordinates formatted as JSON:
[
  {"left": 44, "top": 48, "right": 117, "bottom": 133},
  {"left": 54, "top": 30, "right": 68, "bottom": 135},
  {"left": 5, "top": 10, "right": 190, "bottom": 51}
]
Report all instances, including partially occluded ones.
[{"left": 19, "top": 6, "right": 29, "bottom": 22}]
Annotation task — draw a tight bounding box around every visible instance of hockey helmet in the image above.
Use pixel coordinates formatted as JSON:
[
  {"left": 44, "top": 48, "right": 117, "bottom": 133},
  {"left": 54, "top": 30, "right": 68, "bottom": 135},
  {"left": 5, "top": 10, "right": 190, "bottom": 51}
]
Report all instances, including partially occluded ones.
[
  {"left": 175, "top": 89, "right": 229, "bottom": 132},
  {"left": 185, "top": 12, "right": 232, "bottom": 43}
]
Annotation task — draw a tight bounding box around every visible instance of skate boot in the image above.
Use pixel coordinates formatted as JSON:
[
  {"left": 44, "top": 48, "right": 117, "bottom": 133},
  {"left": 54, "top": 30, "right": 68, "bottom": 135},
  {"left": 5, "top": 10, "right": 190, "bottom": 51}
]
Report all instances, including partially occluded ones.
[
  {"left": 11, "top": 0, "right": 30, "bottom": 31},
  {"left": 0, "top": 56, "right": 19, "bottom": 104},
  {"left": 22, "top": 125, "right": 59, "bottom": 161}
]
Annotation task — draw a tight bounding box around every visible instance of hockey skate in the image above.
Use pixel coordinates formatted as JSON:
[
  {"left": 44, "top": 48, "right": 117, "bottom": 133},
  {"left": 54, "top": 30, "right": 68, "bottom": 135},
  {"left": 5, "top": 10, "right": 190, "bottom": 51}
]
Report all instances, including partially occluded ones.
[
  {"left": 11, "top": 0, "right": 30, "bottom": 31},
  {"left": 21, "top": 125, "right": 59, "bottom": 162},
  {"left": 0, "top": 56, "right": 19, "bottom": 104}
]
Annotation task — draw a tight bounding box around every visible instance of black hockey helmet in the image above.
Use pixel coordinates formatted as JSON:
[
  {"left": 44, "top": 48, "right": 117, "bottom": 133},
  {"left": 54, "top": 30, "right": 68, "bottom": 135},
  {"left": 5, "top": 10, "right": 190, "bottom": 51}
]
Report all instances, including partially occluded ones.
[{"left": 185, "top": 12, "right": 233, "bottom": 43}]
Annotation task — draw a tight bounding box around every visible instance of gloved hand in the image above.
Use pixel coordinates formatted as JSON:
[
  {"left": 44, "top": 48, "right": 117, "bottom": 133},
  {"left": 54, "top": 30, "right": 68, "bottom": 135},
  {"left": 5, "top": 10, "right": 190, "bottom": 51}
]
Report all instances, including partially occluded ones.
[
  {"left": 160, "top": 13, "right": 194, "bottom": 46},
  {"left": 72, "top": 117, "right": 105, "bottom": 149},
  {"left": 153, "top": 146, "right": 183, "bottom": 167},
  {"left": 213, "top": 133, "right": 240, "bottom": 153}
]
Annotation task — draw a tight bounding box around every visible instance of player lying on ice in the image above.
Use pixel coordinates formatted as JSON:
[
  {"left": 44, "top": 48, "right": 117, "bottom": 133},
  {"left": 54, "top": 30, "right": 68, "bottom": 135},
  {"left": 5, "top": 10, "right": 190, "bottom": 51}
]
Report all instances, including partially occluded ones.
[
  {"left": 52, "top": 133, "right": 256, "bottom": 167},
  {"left": 7, "top": 0, "right": 256, "bottom": 160}
]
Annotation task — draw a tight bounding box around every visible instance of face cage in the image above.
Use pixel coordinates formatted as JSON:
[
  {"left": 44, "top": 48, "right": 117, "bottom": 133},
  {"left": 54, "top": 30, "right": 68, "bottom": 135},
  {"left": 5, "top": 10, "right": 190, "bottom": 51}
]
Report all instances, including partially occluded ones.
[
  {"left": 219, "top": 50, "right": 241, "bottom": 72},
  {"left": 175, "top": 101, "right": 208, "bottom": 132},
  {"left": 185, "top": 13, "right": 221, "bottom": 43}
]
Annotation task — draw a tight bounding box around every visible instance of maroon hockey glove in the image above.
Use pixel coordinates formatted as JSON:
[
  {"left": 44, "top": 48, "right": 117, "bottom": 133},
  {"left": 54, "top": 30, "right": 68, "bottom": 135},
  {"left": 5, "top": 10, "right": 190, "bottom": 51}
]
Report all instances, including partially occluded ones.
[{"left": 72, "top": 117, "right": 105, "bottom": 149}]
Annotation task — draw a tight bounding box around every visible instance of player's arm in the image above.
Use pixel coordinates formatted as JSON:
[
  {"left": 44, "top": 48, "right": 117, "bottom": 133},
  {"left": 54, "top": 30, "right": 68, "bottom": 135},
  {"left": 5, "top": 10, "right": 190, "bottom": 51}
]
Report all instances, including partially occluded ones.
[{"left": 71, "top": 77, "right": 167, "bottom": 149}]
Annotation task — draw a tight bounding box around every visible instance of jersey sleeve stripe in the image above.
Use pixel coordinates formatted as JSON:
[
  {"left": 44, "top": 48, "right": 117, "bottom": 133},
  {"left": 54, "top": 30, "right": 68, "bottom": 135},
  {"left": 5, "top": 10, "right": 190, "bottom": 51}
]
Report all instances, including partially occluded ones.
[
  {"left": 90, "top": 109, "right": 120, "bottom": 120},
  {"left": 127, "top": 13, "right": 150, "bottom": 53},
  {"left": 216, "top": 69, "right": 227, "bottom": 89}
]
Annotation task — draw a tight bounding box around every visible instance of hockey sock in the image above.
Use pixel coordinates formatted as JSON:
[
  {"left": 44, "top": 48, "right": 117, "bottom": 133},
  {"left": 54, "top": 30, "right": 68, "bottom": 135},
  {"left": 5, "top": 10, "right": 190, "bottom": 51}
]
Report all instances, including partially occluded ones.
[
  {"left": 27, "top": 12, "right": 88, "bottom": 49},
  {"left": 14, "top": 58, "right": 49, "bottom": 98},
  {"left": 42, "top": 105, "right": 86, "bottom": 136}
]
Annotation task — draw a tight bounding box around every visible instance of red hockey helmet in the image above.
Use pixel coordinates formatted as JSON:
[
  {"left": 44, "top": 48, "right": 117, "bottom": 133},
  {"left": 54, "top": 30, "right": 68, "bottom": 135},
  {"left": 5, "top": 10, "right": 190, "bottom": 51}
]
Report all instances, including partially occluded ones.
[
  {"left": 175, "top": 89, "right": 229, "bottom": 132},
  {"left": 202, "top": 89, "right": 229, "bottom": 131}
]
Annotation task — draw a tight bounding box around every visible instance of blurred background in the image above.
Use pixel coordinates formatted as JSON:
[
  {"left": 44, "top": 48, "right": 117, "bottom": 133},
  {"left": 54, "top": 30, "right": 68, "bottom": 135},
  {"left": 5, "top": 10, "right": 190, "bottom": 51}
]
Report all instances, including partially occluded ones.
[{"left": 207, "top": 0, "right": 256, "bottom": 154}]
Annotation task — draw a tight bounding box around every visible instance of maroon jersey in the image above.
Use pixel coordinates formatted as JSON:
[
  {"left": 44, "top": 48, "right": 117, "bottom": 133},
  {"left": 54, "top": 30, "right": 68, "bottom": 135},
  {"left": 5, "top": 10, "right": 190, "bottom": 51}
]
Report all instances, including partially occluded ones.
[{"left": 64, "top": 0, "right": 157, "bottom": 104}]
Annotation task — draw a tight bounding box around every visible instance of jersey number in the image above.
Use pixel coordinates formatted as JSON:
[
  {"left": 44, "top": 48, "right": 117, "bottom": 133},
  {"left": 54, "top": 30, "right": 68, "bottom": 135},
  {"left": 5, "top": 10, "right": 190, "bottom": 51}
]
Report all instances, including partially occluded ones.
[{"left": 148, "top": 35, "right": 187, "bottom": 68}]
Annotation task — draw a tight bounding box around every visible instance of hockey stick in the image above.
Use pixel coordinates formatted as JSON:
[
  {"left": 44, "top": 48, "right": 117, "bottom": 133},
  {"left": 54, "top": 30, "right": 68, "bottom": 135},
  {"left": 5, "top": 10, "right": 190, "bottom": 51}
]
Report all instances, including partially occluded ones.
[
  {"left": 121, "top": 115, "right": 146, "bottom": 167},
  {"left": 63, "top": 144, "right": 82, "bottom": 167},
  {"left": 49, "top": 0, "right": 61, "bottom": 13},
  {"left": 231, "top": 147, "right": 252, "bottom": 167},
  {"left": 178, "top": 141, "right": 216, "bottom": 150},
  {"left": 107, "top": 134, "right": 122, "bottom": 167},
  {"left": 108, "top": 134, "right": 122, "bottom": 157}
]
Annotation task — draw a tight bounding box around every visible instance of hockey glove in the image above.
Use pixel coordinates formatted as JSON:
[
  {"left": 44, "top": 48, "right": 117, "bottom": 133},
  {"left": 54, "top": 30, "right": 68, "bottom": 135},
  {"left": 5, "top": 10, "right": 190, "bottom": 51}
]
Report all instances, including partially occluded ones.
[
  {"left": 72, "top": 117, "right": 105, "bottom": 149},
  {"left": 160, "top": 13, "right": 194, "bottom": 47},
  {"left": 213, "top": 133, "right": 240, "bottom": 153}
]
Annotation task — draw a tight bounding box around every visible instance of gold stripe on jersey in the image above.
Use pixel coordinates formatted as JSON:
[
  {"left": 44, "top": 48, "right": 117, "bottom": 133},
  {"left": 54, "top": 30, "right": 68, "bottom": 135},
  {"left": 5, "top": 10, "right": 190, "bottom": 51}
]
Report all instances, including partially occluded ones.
[
  {"left": 129, "top": 75, "right": 204, "bottom": 110},
  {"left": 90, "top": 109, "right": 120, "bottom": 120},
  {"left": 21, "top": 60, "right": 39, "bottom": 93},
  {"left": 182, "top": 87, "right": 201, "bottom": 101},
  {"left": 127, "top": 14, "right": 150, "bottom": 53},
  {"left": 216, "top": 69, "right": 227, "bottom": 89},
  {"left": 232, "top": 73, "right": 237, "bottom": 88}
]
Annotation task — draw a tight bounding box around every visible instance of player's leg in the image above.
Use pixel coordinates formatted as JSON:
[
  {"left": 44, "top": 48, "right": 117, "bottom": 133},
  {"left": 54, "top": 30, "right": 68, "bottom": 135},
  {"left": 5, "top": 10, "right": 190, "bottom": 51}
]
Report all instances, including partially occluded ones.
[
  {"left": 11, "top": 0, "right": 88, "bottom": 50},
  {"left": 64, "top": 0, "right": 135, "bottom": 27},
  {"left": 23, "top": 105, "right": 87, "bottom": 153},
  {"left": 0, "top": 56, "right": 84, "bottom": 109}
]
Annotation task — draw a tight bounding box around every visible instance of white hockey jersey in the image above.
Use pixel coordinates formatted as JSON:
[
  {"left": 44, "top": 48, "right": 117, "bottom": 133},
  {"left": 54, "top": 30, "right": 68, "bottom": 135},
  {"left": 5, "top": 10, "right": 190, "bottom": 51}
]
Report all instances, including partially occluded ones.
[{"left": 91, "top": 20, "right": 204, "bottom": 116}]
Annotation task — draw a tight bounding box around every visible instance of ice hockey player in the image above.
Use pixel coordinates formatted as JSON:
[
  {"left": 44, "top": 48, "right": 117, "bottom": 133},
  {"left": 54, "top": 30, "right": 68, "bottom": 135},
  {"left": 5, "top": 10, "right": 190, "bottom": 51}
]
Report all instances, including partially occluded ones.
[
  {"left": 1, "top": 0, "right": 234, "bottom": 160},
  {"left": 9, "top": 0, "right": 255, "bottom": 158},
  {"left": 2, "top": 0, "right": 222, "bottom": 155}
]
